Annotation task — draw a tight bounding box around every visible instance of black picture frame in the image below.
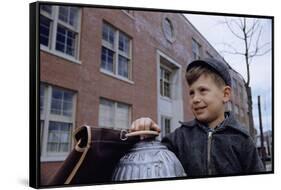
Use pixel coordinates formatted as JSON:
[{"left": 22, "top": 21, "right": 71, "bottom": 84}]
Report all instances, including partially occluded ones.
[{"left": 30, "top": 1, "right": 274, "bottom": 188}]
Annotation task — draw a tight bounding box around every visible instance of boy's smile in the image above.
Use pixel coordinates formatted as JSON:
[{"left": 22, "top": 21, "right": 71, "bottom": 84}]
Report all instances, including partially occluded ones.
[{"left": 188, "top": 74, "right": 230, "bottom": 128}]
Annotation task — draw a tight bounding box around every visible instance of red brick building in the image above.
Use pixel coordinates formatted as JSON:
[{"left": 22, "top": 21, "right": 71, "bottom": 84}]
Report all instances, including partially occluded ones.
[{"left": 39, "top": 4, "right": 251, "bottom": 185}]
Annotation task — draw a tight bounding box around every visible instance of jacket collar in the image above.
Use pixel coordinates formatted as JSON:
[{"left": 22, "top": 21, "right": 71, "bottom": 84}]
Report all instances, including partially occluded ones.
[{"left": 179, "top": 112, "right": 250, "bottom": 137}]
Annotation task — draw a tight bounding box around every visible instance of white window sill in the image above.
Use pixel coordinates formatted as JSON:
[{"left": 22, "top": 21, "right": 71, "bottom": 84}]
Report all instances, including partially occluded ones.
[
  {"left": 100, "top": 69, "right": 134, "bottom": 85},
  {"left": 40, "top": 155, "right": 68, "bottom": 162},
  {"left": 40, "top": 45, "right": 82, "bottom": 65}
]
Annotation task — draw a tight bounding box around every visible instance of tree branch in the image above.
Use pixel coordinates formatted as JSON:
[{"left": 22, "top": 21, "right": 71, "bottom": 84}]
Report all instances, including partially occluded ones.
[
  {"left": 218, "top": 42, "right": 245, "bottom": 55},
  {"left": 224, "top": 17, "right": 245, "bottom": 40}
]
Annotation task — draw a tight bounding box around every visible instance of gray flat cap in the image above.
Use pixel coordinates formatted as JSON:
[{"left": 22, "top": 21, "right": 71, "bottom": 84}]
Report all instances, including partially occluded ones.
[{"left": 186, "top": 58, "right": 232, "bottom": 87}]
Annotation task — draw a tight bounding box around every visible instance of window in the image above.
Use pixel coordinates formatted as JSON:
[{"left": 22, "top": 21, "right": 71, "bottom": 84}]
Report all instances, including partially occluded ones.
[
  {"left": 160, "top": 66, "right": 172, "bottom": 98},
  {"left": 192, "top": 39, "right": 201, "bottom": 60},
  {"left": 40, "top": 83, "right": 76, "bottom": 161},
  {"left": 163, "top": 18, "right": 175, "bottom": 42},
  {"left": 161, "top": 116, "right": 171, "bottom": 139},
  {"left": 40, "top": 5, "right": 81, "bottom": 60},
  {"left": 99, "top": 98, "right": 131, "bottom": 129},
  {"left": 101, "top": 22, "right": 132, "bottom": 79}
]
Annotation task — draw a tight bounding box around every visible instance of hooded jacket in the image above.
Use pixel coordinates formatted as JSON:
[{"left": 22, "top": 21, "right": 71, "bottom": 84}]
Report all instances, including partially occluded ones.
[{"left": 161, "top": 112, "right": 265, "bottom": 177}]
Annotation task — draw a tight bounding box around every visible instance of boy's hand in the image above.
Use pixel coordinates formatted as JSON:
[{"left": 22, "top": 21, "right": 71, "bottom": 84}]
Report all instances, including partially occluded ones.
[{"left": 130, "top": 117, "right": 161, "bottom": 139}]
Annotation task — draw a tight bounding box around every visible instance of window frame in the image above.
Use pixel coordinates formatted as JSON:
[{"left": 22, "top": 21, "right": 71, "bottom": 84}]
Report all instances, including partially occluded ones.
[
  {"left": 101, "top": 22, "right": 133, "bottom": 81},
  {"left": 40, "top": 84, "right": 76, "bottom": 162},
  {"left": 40, "top": 5, "right": 82, "bottom": 64}
]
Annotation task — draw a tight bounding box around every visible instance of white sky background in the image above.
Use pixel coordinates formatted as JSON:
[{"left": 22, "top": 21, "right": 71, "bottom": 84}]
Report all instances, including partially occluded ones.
[{"left": 184, "top": 14, "right": 272, "bottom": 133}]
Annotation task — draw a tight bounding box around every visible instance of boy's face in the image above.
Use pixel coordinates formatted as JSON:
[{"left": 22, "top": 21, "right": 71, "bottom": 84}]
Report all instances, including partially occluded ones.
[{"left": 188, "top": 74, "right": 231, "bottom": 128}]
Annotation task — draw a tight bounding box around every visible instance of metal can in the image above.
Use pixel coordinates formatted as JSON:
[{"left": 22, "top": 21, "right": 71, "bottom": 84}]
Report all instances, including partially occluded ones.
[{"left": 112, "top": 138, "right": 186, "bottom": 181}]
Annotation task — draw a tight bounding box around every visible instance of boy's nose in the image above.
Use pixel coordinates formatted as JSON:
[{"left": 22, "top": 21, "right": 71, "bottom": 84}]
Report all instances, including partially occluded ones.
[{"left": 192, "top": 94, "right": 201, "bottom": 104}]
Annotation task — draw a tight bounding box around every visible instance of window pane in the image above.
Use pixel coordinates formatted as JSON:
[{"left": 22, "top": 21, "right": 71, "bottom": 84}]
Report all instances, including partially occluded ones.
[
  {"left": 99, "top": 99, "right": 131, "bottom": 129},
  {"left": 164, "top": 82, "right": 170, "bottom": 97},
  {"left": 40, "top": 15, "right": 51, "bottom": 46},
  {"left": 52, "top": 88, "right": 63, "bottom": 99},
  {"left": 161, "top": 117, "right": 171, "bottom": 138},
  {"left": 66, "top": 30, "right": 76, "bottom": 56},
  {"left": 164, "top": 70, "right": 170, "bottom": 81},
  {"left": 165, "top": 118, "right": 171, "bottom": 134},
  {"left": 99, "top": 99, "right": 115, "bottom": 128},
  {"left": 63, "top": 101, "right": 73, "bottom": 116},
  {"left": 48, "top": 122, "right": 60, "bottom": 143},
  {"left": 118, "top": 55, "right": 129, "bottom": 78},
  {"left": 69, "top": 7, "right": 79, "bottom": 27},
  {"left": 41, "top": 5, "right": 52, "bottom": 14},
  {"left": 56, "top": 25, "right": 77, "bottom": 57},
  {"left": 116, "top": 103, "right": 130, "bottom": 129},
  {"left": 59, "top": 6, "right": 78, "bottom": 27},
  {"left": 51, "top": 88, "right": 63, "bottom": 115},
  {"left": 51, "top": 87, "right": 74, "bottom": 116},
  {"left": 59, "top": 6, "right": 68, "bottom": 23},
  {"left": 56, "top": 25, "right": 66, "bottom": 52},
  {"left": 59, "top": 6, "right": 79, "bottom": 27},
  {"left": 47, "top": 121, "right": 72, "bottom": 153},
  {"left": 102, "top": 23, "right": 115, "bottom": 46},
  {"left": 101, "top": 47, "right": 114, "bottom": 72},
  {"left": 119, "top": 32, "right": 130, "bottom": 55},
  {"left": 160, "top": 67, "right": 171, "bottom": 98}
]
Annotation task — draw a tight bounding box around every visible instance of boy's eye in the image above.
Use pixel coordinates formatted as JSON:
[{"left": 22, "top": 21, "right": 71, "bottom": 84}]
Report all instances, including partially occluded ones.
[
  {"left": 199, "top": 88, "right": 208, "bottom": 93},
  {"left": 189, "top": 91, "right": 194, "bottom": 96}
]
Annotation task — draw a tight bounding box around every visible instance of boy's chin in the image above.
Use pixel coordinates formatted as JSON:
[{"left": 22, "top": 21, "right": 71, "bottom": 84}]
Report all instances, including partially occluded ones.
[{"left": 194, "top": 115, "right": 210, "bottom": 123}]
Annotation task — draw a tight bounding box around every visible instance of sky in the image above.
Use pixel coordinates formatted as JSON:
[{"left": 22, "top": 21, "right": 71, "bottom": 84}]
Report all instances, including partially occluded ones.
[{"left": 184, "top": 14, "right": 272, "bottom": 133}]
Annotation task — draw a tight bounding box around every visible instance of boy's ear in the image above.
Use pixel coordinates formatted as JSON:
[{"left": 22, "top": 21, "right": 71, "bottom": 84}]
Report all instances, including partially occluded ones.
[{"left": 223, "top": 86, "right": 231, "bottom": 103}]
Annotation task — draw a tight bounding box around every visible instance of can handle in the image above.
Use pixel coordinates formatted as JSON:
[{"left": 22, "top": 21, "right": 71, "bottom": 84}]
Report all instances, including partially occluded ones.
[{"left": 125, "top": 130, "right": 159, "bottom": 137}]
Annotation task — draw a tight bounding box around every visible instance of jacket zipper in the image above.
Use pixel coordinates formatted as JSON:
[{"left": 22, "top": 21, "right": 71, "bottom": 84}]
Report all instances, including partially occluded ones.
[{"left": 207, "top": 131, "right": 213, "bottom": 175}]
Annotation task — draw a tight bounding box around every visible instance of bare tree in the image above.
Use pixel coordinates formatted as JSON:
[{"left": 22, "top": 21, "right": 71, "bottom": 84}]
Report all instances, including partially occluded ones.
[
  {"left": 220, "top": 17, "right": 271, "bottom": 86},
  {"left": 219, "top": 17, "right": 271, "bottom": 138}
]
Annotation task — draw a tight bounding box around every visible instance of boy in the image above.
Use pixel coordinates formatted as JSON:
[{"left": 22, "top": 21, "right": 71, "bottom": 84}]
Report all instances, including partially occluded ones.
[{"left": 130, "top": 58, "right": 264, "bottom": 176}]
